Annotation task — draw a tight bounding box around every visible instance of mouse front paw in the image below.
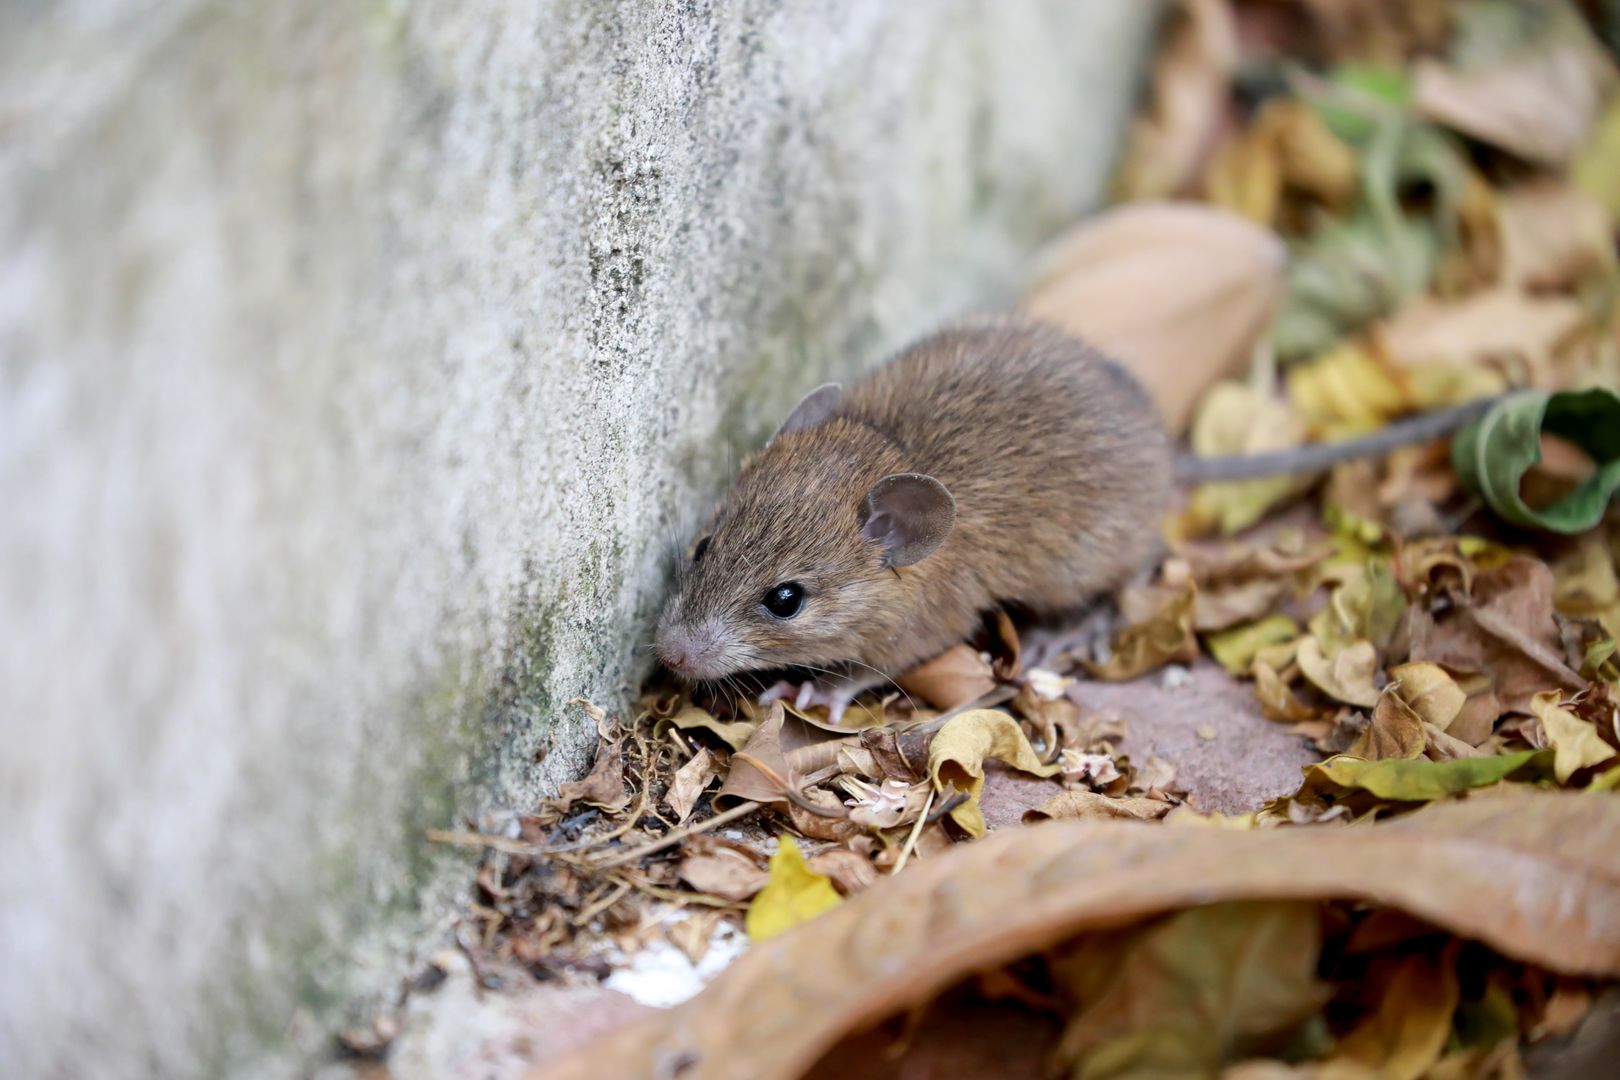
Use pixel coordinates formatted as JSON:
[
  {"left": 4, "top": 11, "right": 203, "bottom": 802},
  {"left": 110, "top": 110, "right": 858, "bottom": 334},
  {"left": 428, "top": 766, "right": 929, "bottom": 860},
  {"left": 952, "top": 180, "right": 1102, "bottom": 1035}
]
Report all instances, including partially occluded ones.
[{"left": 756, "top": 679, "right": 860, "bottom": 724}]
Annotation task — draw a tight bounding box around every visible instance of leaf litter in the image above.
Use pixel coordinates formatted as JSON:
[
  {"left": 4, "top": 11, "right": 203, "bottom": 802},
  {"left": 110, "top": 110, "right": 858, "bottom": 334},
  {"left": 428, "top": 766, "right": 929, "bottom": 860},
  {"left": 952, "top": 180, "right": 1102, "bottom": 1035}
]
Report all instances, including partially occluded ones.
[{"left": 403, "top": 2, "right": 1620, "bottom": 1076}]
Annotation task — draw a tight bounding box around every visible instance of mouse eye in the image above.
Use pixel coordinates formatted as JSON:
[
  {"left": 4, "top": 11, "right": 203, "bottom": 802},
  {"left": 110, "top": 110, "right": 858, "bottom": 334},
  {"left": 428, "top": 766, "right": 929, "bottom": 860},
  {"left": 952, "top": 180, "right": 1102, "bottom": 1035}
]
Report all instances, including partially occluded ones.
[
  {"left": 761, "top": 582, "right": 804, "bottom": 619},
  {"left": 692, "top": 535, "right": 712, "bottom": 564}
]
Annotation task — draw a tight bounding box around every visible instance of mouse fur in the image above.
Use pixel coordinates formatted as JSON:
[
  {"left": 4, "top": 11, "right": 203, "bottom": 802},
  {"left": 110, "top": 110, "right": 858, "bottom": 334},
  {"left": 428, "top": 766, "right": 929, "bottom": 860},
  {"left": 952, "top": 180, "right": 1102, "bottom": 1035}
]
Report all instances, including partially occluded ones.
[{"left": 655, "top": 316, "right": 1172, "bottom": 709}]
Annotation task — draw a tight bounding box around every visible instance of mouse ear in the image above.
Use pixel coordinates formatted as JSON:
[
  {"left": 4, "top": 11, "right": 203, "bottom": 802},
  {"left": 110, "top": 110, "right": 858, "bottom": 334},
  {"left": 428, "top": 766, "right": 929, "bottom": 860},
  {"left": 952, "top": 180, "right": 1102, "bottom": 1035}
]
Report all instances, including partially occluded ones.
[
  {"left": 861, "top": 473, "right": 955, "bottom": 568},
  {"left": 775, "top": 383, "right": 842, "bottom": 438}
]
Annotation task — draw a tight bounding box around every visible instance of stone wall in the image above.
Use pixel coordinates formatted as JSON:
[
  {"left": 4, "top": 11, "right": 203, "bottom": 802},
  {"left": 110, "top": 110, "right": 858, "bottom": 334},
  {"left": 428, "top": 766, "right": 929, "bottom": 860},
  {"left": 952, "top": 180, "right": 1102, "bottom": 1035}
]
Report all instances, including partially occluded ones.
[{"left": 0, "top": 1, "right": 1159, "bottom": 1074}]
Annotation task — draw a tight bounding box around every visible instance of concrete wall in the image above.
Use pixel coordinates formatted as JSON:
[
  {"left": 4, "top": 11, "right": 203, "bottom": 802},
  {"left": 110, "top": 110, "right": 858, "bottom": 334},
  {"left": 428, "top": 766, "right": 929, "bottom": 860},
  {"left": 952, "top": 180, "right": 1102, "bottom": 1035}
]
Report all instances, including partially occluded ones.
[{"left": 0, "top": 1, "right": 1158, "bottom": 1075}]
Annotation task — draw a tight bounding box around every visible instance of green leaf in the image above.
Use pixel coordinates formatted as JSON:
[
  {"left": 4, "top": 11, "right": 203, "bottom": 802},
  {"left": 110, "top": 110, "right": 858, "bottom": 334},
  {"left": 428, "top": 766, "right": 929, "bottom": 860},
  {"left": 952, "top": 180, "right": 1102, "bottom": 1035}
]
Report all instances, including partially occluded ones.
[
  {"left": 1307, "top": 749, "right": 1546, "bottom": 801},
  {"left": 1451, "top": 387, "right": 1620, "bottom": 533}
]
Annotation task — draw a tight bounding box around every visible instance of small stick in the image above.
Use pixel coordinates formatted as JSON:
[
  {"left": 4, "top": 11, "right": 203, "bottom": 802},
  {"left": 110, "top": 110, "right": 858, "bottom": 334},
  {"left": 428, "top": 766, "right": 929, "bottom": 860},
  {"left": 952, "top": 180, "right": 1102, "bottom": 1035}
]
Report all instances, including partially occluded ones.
[
  {"left": 587, "top": 800, "right": 762, "bottom": 871},
  {"left": 892, "top": 787, "right": 935, "bottom": 876}
]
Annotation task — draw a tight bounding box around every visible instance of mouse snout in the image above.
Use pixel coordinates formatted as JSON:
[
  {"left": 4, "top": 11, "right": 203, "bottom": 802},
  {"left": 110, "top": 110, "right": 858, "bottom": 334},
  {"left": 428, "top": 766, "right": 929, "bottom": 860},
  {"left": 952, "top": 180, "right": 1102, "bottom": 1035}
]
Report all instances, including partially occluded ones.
[{"left": 655, "top": 617, "right": 733, "bottom": 681}]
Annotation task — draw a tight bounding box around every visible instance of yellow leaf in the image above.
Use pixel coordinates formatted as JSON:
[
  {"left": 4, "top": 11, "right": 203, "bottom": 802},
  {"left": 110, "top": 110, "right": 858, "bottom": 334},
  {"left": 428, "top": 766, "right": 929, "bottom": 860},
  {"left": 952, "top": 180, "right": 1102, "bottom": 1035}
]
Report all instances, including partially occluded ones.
[
  {"left": 1531, "top": 691, "right": 1618, "bottom": 783},
  {"left": 928, "top": 709, "right": 1060, "bottom": 838},
  {"left": 1337, "top": 953, "right": 1459, "bottom": 1080},
  {"left": 1287, "top": 344, "right": 1410, "bottom": 440},
  {"left": 1575, "top": 95, "right": 1620, "bottom": 218},
  {"left": 1206, "top": 614, "right": 1299, "bottom": 676},
  {"left": 1186, "top": 382, "right": 1312, "bottom": 535},
  {"left": 1309, "top": 560, "right": 1407, "bottom": 653},
  {"left": 1387, "top": 662, "right": 1466, "bottom": 733},
  {"left": 1296, "top": 636, "right": 1382, "bottom": 709},
  {"left": 656, "top": 705, "right": 761, "bottom": 752},
  {"left": 744, "top": 836, "right": 843, "bottom": 941}
]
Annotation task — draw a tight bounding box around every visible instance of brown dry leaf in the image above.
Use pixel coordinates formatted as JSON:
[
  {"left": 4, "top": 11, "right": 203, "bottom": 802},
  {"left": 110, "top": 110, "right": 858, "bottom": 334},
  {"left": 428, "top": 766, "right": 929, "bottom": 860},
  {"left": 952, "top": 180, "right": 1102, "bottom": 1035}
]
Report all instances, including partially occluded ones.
[
  {"left": 1411, "top": 1, "right": 1617, "bottom": 168},
  {"left": 1349, "top": 692, "right": 1426, "bottom": 761},
  {"left": 1297, "top": 636, "right": 1382, "bottom": 709},
  {"left": 1022, "top": 790, "right": 1171, "bottom": 824},
  {"left": 716, "top": 704, "right": 851, "bottom": 809},
  {"left": 1254, "top": 659, "right": 1320, "bottom": 723},
  {"left": 1114, "top": 0, "right": 1239, "bottom": 202},
  {"left": 896, "top": 643, "right": 996, "bottom": 711},
  {"left": 666, "top": 910, "right": 724, "bottom": 966},
  {"left": 805, "top": 848, "right": 877, "bottom": 897},
  {"left": 1494, "top": 179, "right": 1617, "bottom": 291},
  {"left": 1376, "top": 288, "right": 1589, "bottom": 390},
  {"left": 1184, "top": 382, "right": 1312, "bottom": 535},
  {"left": 1022, "top": 203, "right": 1287, "bottom": 434},
  {"left": 1337, "top": 953, "right": 1460, "bottom": 1080},
  {"left": 1195, "top": 578, "right": 1290, "bottom": 633},
  {"left": 534, "top": 791, "right": 1620, "bottom": 1080},
  {"left": 1086, "top": 578, "right": 1198, "bottom": 681},
  {"left": 1408, "top": 556, "right": 1587, "bottom": 716},
  {"left": 547, "top": 738, "right": 629, "bottom": 813},
  {"left": 677, "top": 844, "right": 768, "bottom": 902},
  {"left": 667, "top": 747, "right": 719, "bottom": 824},
  {"left": 841, "top": 777, "right": 925, "bottom": 830}
]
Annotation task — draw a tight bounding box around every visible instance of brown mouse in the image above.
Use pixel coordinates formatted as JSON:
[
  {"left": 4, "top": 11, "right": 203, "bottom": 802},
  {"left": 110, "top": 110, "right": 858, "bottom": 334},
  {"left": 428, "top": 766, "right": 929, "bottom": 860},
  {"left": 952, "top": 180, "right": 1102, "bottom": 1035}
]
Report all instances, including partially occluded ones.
[{"left": 654, "top": 316, "right": 1171, "bottom": 721}]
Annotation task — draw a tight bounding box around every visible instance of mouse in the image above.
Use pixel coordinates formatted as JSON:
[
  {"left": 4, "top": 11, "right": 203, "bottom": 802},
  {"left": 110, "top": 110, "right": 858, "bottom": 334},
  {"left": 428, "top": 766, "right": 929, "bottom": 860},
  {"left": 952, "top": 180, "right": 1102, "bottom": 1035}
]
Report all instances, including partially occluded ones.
[{"left": 654, "top": 316, "right": 1172, "bottom": 722}]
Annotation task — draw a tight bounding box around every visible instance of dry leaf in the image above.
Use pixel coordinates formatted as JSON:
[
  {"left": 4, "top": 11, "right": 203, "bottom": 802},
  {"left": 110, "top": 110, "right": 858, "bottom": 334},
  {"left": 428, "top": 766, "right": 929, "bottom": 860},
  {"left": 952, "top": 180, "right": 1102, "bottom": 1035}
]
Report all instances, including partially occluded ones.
[
  {"left": 1575, "top": 95, "right": 1620, "bottom": 217},
  {"left": 657, "top": 704, "right": 761, "bottom": 752},
  {"left": 1531, "top": 690, "right": 1617, "bottom": 783},
  {"left": 1205, "top": 98, "right": 1359, "bottom": 224},
  {"left": 678, "top": 844, "right": 768, "bottom": 902},
  {"left": 1286, "top": 343, "right": 1410, "bottom": 440},
  {"left": 1195, "top": 577, "right": 1290, "bottom": 632},
  {"left": 1387, "top": 662, "right": 1465, "bottom": 733},
  {"left": 1022, "top": 790, "right": 1172, "bottom": 825},
  {"left": 1115, "top": 0, "right": 1240, "bottom": 201},
  {"left": 1086, "top": 578, "right": 1199, "bottom": 681},
  {"left": 1050, "top": 902, "right": 1332, "bottom": 1077},
  {"left": 1349, "top": 693, "right": 1426, "bottom": 761},
  {"left": 1376, "top": 288, "right": 1589, "bottom": 389},
  {"left": 1297, "top": 636, "right": 1382, "bottom": 709},
  {"left": 1337, "top": 953, "right": 1459, "bottom": 1080},
  {"left": 1493, "top": 179, "right": 1616, "bottom": 291},
  {"left": 667, "top": 747, "right": 719, "bottom": 824},
  {"left": 1412, "top": 2, "right": 1617, "bottom": 167},
  {"left": 1022, "top": 203, "right": 1287, "bottom": 433},
  {"left": 896, "top": 644, "right": 996, "bottom": 710},
  {"left": 805, "top": 848, "right": 877, "bottom": 897},
  {"left": 536, "top": 792, "right": 1620, "bottom": 1080},
  {"left": 548, "top": 738, "right": 629, "bottom": 813},
  {"left": 928, "top": 709, "right": 1060, "bottom": 837},
  {"left": 744, "top": 836, "right": 842, "bottom": 941},
  {"left": 1255, "top": 659, "right": 1320, "bottom": 722},
  {"left": 1184, "top": 382, "right": 1312, "bottom": 535}
]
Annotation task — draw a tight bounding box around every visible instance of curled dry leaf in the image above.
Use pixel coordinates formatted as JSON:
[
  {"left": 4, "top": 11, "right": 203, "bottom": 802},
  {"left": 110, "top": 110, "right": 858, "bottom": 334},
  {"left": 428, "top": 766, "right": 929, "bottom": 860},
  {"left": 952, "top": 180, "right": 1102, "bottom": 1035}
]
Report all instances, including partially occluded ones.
[
  {"left": 927, "top": 709, "right": 1060, "bottom": 837},
  {"left": 895, "top": 643, "right": 995, "bottom": 711},
  {"left": 1114, "top": 0, "right": 1239, "bottom": 201},
  {"left": 1337, "top": 952, "right": 1459, "bottom": 1080},
  {"left": 548, "top": 738, "right": 629, "bottom": 813},
  {"left": 1349, "top": 693, "right": 1425, "bottom": 761},
  {"left": 1021, "top": 203, "right": 1287, "bottom": 434},
  {"left": 657, "top": 704, "right": 761, "bottom": 752},
  {"left": 678, "top": 843, "right": 768, "bottom": 903},
  {"left": 1531, "top": 691, "right": 1618, "bottom": 783},
  {"left": 534, "top": 791, "right": 1620, "bottom": 1080},
  {"left": 1022, "top": 790, "right": 1170, "bottom": 825},
  {"left": 667, "top": 747, "right": 719, "bottom": 824},
  {"left": 1204, "top": 97, "right": 1360, "bottom": 225}
]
